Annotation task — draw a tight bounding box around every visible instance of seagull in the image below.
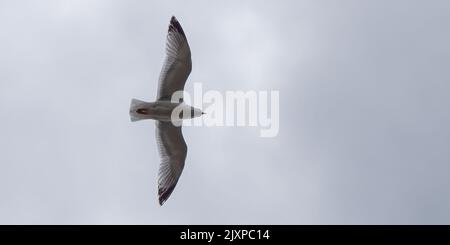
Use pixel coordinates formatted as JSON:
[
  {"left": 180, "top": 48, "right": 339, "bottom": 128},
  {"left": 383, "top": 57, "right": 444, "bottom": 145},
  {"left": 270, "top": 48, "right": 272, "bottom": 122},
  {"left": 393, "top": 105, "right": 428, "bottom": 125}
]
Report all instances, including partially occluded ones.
[{"left": 129, "top": 16, "right": 204, "bottom": 205}]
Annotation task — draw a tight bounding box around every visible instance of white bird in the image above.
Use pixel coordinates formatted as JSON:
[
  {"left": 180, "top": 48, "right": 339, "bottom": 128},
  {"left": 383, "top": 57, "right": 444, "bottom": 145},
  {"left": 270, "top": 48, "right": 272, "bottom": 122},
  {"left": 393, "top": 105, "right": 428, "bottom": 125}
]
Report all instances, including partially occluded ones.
[{"left": 129, "top": 16, "right": 203, "bottom": 205}]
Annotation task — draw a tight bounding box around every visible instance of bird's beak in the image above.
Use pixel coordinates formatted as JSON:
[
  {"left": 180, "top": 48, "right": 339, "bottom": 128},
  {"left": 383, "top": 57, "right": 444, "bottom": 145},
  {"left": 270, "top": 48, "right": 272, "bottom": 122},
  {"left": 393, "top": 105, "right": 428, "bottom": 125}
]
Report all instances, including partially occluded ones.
[{"left": 202, "top": 112, "right": 206, "bottom": 115}]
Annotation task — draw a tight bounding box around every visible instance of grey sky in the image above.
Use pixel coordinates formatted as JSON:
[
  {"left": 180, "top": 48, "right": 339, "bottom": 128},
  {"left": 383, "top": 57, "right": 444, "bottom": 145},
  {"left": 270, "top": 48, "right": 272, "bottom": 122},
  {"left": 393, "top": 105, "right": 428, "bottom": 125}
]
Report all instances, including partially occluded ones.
[{"left": 1, "top": 0, "right": 450, "bottom": 224}]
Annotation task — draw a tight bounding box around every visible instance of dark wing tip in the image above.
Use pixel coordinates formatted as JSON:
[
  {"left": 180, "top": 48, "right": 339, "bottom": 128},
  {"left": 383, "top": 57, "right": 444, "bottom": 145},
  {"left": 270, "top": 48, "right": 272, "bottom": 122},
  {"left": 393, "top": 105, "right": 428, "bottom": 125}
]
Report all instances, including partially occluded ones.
[
  {"left": 168, "top": 16, "right": 186, "bottom": 38},
  {"left": 158, "top": 184, "right": 177, "bottom": 206}
]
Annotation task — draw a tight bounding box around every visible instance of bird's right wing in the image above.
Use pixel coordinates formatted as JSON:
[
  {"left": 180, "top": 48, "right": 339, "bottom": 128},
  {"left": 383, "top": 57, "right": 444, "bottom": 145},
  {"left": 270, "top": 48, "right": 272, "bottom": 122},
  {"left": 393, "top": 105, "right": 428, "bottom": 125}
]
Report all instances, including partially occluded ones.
[
  {"left": 157, "top": 16, "right": 192, "bottom": 101},
  {"left": 155, "top": 121, "right": 187, "bottom": 205}
]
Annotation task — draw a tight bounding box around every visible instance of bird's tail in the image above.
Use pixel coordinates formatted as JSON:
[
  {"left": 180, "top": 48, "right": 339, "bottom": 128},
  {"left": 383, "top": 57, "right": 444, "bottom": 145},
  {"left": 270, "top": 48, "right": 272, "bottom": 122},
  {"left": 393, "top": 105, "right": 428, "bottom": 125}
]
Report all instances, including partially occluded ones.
[{"left": 129, "top": 98, "right": 148, "bottom": 122}]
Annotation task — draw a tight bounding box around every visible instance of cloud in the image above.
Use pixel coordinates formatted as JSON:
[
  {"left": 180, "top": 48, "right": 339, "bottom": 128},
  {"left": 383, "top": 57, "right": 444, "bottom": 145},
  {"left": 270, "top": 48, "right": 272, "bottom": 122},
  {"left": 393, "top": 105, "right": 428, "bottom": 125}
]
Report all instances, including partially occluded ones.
[{"left": 0, "top": 0, "right": 450, "bottom": 224}]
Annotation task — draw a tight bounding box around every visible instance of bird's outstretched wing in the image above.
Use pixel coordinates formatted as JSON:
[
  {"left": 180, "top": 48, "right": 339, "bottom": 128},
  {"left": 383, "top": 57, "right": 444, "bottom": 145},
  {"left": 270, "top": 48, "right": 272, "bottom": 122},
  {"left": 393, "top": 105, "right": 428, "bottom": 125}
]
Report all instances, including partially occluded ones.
[
  {"left": 157, "top": 16, "right": 192, "bottom": 101},
  {"left": 155, "top": 121, "right": 187, "bottom": 205}
]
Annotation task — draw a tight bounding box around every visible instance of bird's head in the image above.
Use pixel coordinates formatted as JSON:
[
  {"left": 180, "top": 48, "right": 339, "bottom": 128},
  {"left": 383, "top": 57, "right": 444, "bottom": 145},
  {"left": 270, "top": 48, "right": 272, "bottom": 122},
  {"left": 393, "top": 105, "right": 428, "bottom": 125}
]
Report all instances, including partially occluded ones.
[{"left": 190, "top": 107, "right": 204, "bottom": 118}]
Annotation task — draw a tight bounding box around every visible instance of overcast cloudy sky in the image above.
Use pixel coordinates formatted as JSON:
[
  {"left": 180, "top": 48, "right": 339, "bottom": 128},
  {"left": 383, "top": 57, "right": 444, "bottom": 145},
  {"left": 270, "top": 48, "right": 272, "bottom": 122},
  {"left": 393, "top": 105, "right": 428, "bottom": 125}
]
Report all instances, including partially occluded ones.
[{"left": 1, "top": 0, "right": 450, "bottom": 224}]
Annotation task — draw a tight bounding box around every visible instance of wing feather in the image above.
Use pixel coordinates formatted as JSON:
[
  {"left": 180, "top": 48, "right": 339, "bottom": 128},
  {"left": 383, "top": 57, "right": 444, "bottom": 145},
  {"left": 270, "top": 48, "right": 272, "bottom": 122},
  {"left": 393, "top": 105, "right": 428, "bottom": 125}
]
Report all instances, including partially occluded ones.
[
  {"left": 157, "top": 16, "right": 192, "bottom": 101},
  {"left": 155, "top": 121, "right": 187, "bottom": 205}
]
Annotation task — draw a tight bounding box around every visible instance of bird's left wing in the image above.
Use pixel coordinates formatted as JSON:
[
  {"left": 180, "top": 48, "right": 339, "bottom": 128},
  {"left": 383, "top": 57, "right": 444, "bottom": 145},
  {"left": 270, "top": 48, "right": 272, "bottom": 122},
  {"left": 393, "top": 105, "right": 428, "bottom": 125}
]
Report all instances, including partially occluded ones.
[
  {"left": 157, "top": 16, "right": 192, "bottom": 101},
  {"left": 155, "top": 121, "right": 187, "bottom": 205}
]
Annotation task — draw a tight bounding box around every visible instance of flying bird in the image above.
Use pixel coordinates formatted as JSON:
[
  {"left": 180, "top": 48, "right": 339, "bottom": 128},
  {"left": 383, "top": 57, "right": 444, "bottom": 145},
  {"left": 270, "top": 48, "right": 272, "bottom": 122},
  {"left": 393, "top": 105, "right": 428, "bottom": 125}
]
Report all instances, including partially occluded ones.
[{"left": 129, "top": 16, "right": 204, "bottom": 205}]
